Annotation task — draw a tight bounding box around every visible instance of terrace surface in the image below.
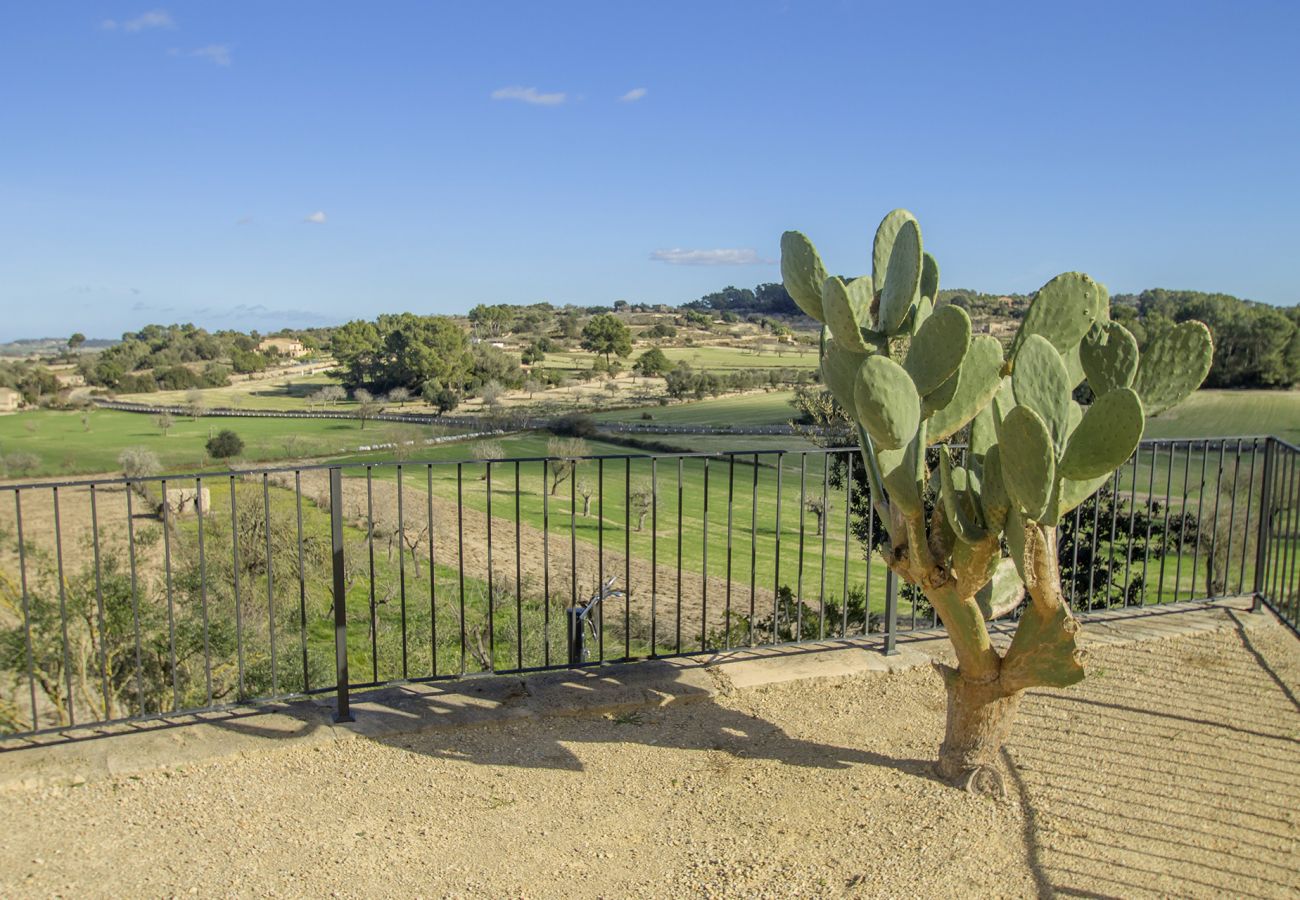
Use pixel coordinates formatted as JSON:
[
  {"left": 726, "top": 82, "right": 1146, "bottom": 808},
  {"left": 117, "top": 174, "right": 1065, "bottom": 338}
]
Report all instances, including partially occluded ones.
[{"left": 2, "top": 599, "right": 1297, "bottom": 898}]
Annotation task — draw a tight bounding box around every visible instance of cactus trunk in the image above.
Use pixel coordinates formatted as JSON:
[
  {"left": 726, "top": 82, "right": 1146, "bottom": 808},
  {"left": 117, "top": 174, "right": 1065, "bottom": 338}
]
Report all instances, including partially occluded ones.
[{"left": 934, "top": 662, "right": 1021, "bottom": 790}]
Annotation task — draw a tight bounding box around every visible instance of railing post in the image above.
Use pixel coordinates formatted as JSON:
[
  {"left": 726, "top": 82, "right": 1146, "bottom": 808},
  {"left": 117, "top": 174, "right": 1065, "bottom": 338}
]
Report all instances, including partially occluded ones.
[
  {"left": 566, "top": 607, "right": 584, "bottom": 666},
  {"left": 329, "top": 467, "right": 353, "bottom": 723},
  {"left": 883, "top": 567, "right": 898, "bottom": 655},
  {"left": 1252, "top": 438, "right": 1275, "bottom": 612}
]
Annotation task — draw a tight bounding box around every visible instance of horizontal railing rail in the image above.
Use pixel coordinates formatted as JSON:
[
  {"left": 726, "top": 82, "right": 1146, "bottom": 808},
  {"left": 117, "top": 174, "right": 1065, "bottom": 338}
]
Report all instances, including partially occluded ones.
[{"left": 0, "top": 434, "right": 1293, "bottom": 745}]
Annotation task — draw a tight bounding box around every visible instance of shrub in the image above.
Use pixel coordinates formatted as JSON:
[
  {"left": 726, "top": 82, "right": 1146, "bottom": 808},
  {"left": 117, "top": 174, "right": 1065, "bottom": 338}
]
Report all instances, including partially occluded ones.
[
  {"left": 550, "top": 412, "right": 597, "bottom": 438},
  {"left": 206, "top": 430, "right": 244, "bottom": 459}
]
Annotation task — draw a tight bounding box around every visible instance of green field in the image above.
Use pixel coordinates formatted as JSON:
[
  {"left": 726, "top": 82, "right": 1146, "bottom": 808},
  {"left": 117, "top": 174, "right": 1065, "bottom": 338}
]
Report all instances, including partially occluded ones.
[
  {"left": 597, "top": 390, "right": 800, "bottom": 426},
  {"left": 1143, "top": 389, "right": 1300, "bottom": 444},
  {"left": 0, "top": 409, "right": 449, "bottom": 477}
]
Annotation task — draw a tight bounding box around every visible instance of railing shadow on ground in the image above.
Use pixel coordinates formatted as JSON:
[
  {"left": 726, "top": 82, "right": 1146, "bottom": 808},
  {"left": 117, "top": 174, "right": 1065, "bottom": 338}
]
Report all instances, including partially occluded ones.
[
  {"left": 1002, "top": 617, "right": 1300, "bottom": 900},
  {"left": 204, "top": 659, "right": 949, "bottom": 781}
]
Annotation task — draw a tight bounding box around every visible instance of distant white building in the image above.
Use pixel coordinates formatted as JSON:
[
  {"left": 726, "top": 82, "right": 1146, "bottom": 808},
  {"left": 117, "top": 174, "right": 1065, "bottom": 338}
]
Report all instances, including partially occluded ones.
[
  {"left": 258, "top": 337, "right": 308, "bottom": 358},
  {"left": 0, "top": 386, "right": 21, "bottom": 412}
]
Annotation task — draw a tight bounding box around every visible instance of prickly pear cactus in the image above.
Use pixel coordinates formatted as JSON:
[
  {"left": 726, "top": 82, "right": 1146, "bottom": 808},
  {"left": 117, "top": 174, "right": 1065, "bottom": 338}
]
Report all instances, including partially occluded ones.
[{"left": 781, "top": 210, "right": 1213, "bottom": 790}]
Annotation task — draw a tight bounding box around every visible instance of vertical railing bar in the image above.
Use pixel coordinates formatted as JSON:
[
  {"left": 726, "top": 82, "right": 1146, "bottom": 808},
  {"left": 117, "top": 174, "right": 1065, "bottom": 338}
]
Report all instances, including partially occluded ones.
[
  {"left": 1252, "top": 440, "right": 1275, "bottom": 606},
  {"left": 1139, "top": 444, "right": 1158, "bottom": 606},
  {"left": 796, "top": 453, "right": 807, "bottom": 640},
  {"left": 88, "top": 485, "right": 111, "bottom": 719},
  {"left": 162, "top": 480, "right": 180, "bottom": 709},
  {"left": 427, "top": 464, "right": 438, "bottom": 677},
  {"left": 1271, "top": 448, "right": 1298, "bottom": 603},
  {"left": 570, "top": 458, "right": 578, "bottom": 619},
  {"left": 651, "top": 457, "right": 658, "bottom": 655},
  {"left": 1224, "top": 440, "right": 1242, "bottom": 597},
  {"left": 1239, "top": 439, "right": 1259, "bottom": 594},
  {"left": 883, "top": 568, "right": 898, "bottom": 655},
  {"left": 228, "top": 475, "right": 246, "bottom": 699},
  {"left": 1190, "top": 441, "right": 1209, "bottom": 601},
  {"left": 294, "top": 471, "right": 309, "bottom": 692},
  {"left": 751, "top": 453, "right": 760, "bottom": 647},
  {"left": 725, "top": 454, "right": 735, "bottom": 649},
  {"left": 597, "top": 458, "right": 605, "bottom": 661},
  {"left": 262, "top": 474, "right": 277, "bottom": 697},
  {"left": 486, "top": 461, "right": 495, "bottom": 672},
  {"left": 196, "top": 476, "right": 212, "bottom": 704},
  {"left": 129, "top": 483, "right": 147, "bottom": 710},
  {"left": 1172, "top": 442, "right": 1191, "bottom": 605},
  {"left": 542, "top": 460, "right": 550, "bottom": 668},
  {"left": 865, "top": 460, "right": 876, "bottom": 637},
  {"left": 515, "top": 461, "right": 523, "bottom": 670},
  {"left": 397, "top": 465, "right": 408, "bottom": 680},
  {"left": 700, "top": 458, "right": 709, "bottom": 652},
  {"left": 1085, "top": 478, "right": 1102, "bottom": 608},
  {"left": 51, "top": 487, "right": 75, "bottom": 725},
  {"left": 1284, "top": 451, "right": 1300, "bottom": 620},
  {"left": 328, "top": 468, "right": 351, "bottom": 723},
  {"left": 624, "top": 458, "right": 631, "bottom": 660},
  {"left": 774, "top": 453, "right": 783, "bottom": 643},
  {"left": 13, "top": 491, "right": 38, "bottom": 727},
  {"left": 1264, "top": 447, "right": 1286, "bottom": 604},
  {"left": 1102, "top": 465, "right": 1121, "bottom": 603},
  {"left": 1207, "top": 440, "right": 1226, "bottom": 597},
  {"left": 1121, "top": 449, "right": 1140, "bottom": 605},
  {"left": 1278, "top": 448, "right": 1300, "bottom": 617},
  {"left": 676, "top": 457, "right": 683, "bottom": 655},
  {"left": 1068, "top": 493, "right": 1083, "bottom": 610},
  {"left": 819, "top": 454, "right": 829, "bottom": 638},
  {"left": 457, "top": 463, "right": 466, "bottom": 675},
  {"left": 365, "top": 467, "right": 377, "bottom": 683},
  {"left": 842, "top": 451, "right": 852, "bottom": 637},
  {"left": 1157, "top": 444, "right": 1175, "bottom": 604}
]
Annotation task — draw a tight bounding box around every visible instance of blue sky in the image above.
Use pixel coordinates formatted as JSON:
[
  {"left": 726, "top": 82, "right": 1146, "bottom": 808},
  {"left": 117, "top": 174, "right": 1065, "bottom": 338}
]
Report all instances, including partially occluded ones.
[{"left": 2, "top": 2, "right": 1297, "bottom": 340}]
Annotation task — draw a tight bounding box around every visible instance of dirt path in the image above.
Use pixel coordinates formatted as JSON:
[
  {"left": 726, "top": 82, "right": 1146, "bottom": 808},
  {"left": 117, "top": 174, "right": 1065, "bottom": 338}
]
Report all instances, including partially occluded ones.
[{"left": 1, "top": 618, "right": 1296, "bottom": 897}]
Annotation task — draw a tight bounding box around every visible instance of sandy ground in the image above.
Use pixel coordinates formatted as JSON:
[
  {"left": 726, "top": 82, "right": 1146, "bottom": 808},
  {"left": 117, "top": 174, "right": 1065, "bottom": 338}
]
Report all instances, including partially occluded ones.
[{"left": 1, "top": 619, "right": 1297, "bottom": 898}]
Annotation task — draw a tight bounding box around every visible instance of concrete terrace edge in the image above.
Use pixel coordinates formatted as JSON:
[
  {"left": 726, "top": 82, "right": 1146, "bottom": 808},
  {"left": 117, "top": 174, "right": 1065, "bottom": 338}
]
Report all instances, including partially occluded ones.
[{"left": 0, "top": 597, "right": 1277, "bottom": 791}]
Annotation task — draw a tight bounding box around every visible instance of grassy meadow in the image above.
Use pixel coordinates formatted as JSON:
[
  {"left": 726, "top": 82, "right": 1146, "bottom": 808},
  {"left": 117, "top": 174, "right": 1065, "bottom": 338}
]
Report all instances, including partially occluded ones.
[{"left": 0, "top": 408, "right": 450, "bottom": 478}]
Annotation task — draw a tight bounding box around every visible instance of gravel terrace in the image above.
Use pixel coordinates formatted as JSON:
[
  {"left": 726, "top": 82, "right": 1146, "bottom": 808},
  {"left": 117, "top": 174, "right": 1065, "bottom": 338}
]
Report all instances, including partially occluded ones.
[{"left": 1, "top": 613, "right": 1297, "bottom": 898}]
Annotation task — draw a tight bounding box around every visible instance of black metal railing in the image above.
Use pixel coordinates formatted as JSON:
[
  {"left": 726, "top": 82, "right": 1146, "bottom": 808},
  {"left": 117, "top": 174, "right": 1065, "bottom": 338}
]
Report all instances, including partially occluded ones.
[{"left": 0, "top": 435, "right": 1295, "bottom": 744}]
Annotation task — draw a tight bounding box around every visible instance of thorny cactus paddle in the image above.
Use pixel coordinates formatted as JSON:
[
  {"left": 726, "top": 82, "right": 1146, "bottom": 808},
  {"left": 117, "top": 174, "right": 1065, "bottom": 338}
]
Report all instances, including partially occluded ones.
[{"left": 782, "top": 210, "right": 1213, "bottom": 793}]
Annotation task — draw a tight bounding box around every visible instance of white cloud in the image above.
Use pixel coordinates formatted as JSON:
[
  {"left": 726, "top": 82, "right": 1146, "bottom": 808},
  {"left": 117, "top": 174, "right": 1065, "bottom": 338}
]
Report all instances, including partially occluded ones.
[
  {"left": 619, "top": 87, "right": 648, "bottom": 102},
  {"left": 491, "top": 86, "right": 566, "bottom": 106},
  {"left": 190, "top": 44, "right": 231, "bottom": 66},
  {"left": 304, "top": 211, "right": 327, "bottom": 224},
  {"left": 650, "top": 248, "right": 773, "bottom": 266},
  {"left": 102, "top": 9, "right": 174, "bottom": 32}
]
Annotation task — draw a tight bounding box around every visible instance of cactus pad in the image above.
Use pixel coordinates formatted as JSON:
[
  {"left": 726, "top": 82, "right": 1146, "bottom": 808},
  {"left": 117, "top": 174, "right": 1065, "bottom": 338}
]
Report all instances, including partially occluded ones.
[
  {"left": 1012, "top": 272, "right": 1104, "bottom": 356},
  {"left": 927, "top": 335, "right": 1005, "bottom": 440},
  {"left": 820, "top": 338, "right": 868, "bottom": 413},
  {"left": 854, "top": 354, "right": 921, "bottom": 451},
  {"left": 975, "top": 557, "right": 1025, "bottom": 620},
  {"left": 822, "top": 276, "right": 873, "bottom": 352},
  {"left": 877, "top": 216, "right": 922, "bottom": 335},
  {"left": 997, "top": 405, "right": 1056, "bottom": 521},
  {"left": 1058, "top": 387, "right": 1144, "bottom": 480},
  {"left": 1012, "top": 334, "right": 1072, "bottom": 448},
  {"left": 920, "top": 252, "right": 940, "bottom": 304},
  {"left": 780, "top": 231, "right": 828, "bottom": 322},
  {"left": 906, "top": 304, "right": 972, "bottom": 396},
  {"left": 1133, "top": 320, "right": 1214, "bottom": 416},
  {"left": 1080, "top": 321, "right": 1139, "bottom": 395}
]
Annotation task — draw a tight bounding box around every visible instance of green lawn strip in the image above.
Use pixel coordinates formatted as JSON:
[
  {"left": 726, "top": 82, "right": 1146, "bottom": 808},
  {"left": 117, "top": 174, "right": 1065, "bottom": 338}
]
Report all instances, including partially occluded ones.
[
  {"left": 596, "top": 390, "right": 800, "bottom": 426},
  {"left": 0, "top": 409, "right": 444, "bottom": 478}
]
